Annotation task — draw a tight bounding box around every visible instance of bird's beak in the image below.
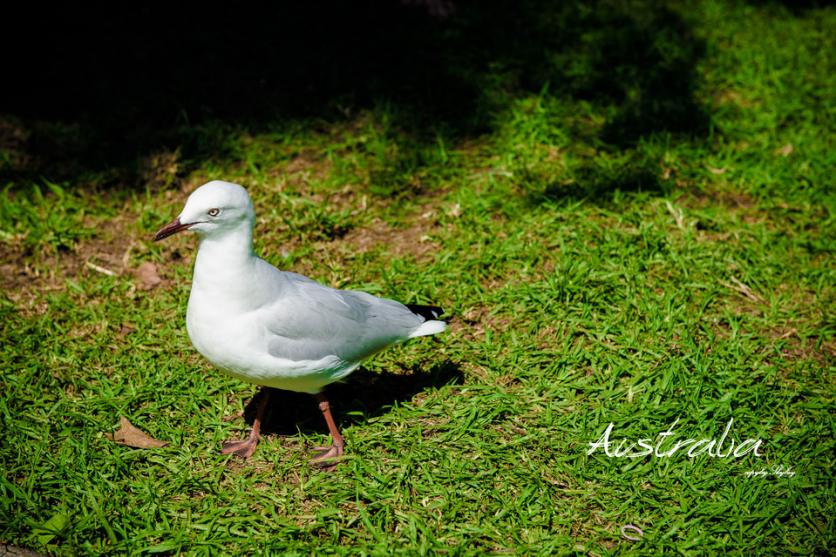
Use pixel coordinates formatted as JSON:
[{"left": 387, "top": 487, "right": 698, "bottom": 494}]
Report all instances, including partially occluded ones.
[{"left": 153, "top": 218, "right": 193, "bottom": 241}]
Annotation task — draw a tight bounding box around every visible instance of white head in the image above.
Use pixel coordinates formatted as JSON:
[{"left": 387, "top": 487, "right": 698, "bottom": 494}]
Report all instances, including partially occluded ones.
[{"left": 154, "top": 181, "right": 255, "bottom": 242}]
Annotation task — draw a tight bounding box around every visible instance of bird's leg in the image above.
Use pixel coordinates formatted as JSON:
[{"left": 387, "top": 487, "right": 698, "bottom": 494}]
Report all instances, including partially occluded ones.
[
  {"left": 221, "top": 389, "right": 270, "bottom": 459},
  {"left": 310, "top": 392, "right": 344, "bottom": 470}
]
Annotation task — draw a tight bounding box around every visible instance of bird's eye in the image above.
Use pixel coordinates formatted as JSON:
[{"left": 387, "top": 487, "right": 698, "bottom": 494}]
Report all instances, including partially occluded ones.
[{"left": 207, "top": 208, "right": 220, "bottom": 217}]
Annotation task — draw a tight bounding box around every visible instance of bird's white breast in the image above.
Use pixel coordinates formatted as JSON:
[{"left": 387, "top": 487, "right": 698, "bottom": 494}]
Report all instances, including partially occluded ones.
[{"left": 185, "top": 260, "right": 355, "bottom": 394}]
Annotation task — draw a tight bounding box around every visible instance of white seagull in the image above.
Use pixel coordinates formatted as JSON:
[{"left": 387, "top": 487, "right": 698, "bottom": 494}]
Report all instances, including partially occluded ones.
[{"left": 154, "top": 180, "right": 446, "bottom": 468}]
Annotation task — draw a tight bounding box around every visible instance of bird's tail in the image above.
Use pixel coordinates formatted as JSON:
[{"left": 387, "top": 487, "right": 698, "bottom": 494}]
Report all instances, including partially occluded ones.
[
  {"left": 405, "top": 304, "right": 445, "bottom": 320},
  {"left": 406, "top": 304, "right": 447, "bottom": 338}
]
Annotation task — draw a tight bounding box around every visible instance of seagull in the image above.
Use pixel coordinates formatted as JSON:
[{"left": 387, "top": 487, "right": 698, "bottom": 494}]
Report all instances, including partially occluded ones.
[{"left": 153, "top": 180, "right": 446, "bottom": 468}]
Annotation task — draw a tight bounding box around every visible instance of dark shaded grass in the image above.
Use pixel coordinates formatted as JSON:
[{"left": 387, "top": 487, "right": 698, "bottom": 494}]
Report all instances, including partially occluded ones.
[{"left": 4, "top": 0, "right": 708, "bottom": 194}]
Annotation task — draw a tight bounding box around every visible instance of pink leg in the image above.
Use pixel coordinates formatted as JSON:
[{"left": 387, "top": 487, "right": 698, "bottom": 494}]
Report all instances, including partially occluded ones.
[
  {"left": 221, "top": 390, "right": 270, "bottom": 459},
  {"left": 310, "top": 392, "right": 345, "bottom": 470}
]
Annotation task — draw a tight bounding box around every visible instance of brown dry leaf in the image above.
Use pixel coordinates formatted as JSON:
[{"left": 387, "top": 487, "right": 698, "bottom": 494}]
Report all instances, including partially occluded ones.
[
  {"left": 135, "top": 262, "right": 162, "bottom": 290},
  {"left": 708, "top": 167, "right": 727, "bottom": 175},
  {"left": 105, "top": 416, "right": 168, "bottom": 448},
  {"left": 774, "top": 143, "right": 794, "bottom": 157}
]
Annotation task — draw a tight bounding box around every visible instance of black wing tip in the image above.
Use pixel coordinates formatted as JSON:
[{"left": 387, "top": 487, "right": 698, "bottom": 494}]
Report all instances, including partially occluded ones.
[{"left": 405, "top": 304, "right": 445, "bottom": 321}]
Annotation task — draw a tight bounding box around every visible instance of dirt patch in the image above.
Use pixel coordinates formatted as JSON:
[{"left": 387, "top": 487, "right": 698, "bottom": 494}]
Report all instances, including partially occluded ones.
[
  {"left": 775, "top": 332, "right": 835, "bottom": 367},
  {"left": 710, "top": 281, "right": 833, "bottom": 368},
  {"left": 536, "top": 325, "right": 561, "bottom": 350},
  {"left": 341, "top": 217, "right": 442, "bottom": 260},
  {"left": 138, "top": 149, "right": 182, "bottom": 190},
  {"left": 303, "top": 183, "right": 379, "bottom": 218},
  {"left": 78, "top": 214, "right": 135, "bottom": 272},
  {"left": 695, "top": 230, "right": 734, "bottom": 243},
  {"left": 280, "top": 149, "right": 334, "bottom": 189},
  {"left": 717, "top": 191, "right": 757, "bottom": 209},
  {"left": 783, "top": 344, "right": 835, "bottom": 367},
  {"left": 679, "top": 189, "right": 758, "bottom": 210},
  {"left": 280, "top": 180, "right": 448, "bottom": 262},
  {"left": 712, "top": 89, "right": 758, "bottom": 109},
  {"left": 0, "top": 243, "right": 34, "bottom": 291},
  {"left": 0, "top": 234, "right": 105, "bottom": 314},
  {"left": 0, "top": 208, "right": 177, "bottom": 314},
  {"left": 458, "top": 305, "right": 514, "bottom": 342}
]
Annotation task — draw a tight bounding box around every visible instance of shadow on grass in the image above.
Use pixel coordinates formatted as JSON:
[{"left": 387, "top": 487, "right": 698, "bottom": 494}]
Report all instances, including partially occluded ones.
[
  {"left": 529, "top": 155, "right": 669, "bottom": 206},
  {"left": 3, "top": 0, "right": 707, "bottom": 197},
  {"left": 238, "top": 360, "right": 463, "bottom": 436},
  {"left": 744, "top": 0, "right": 833, "bottom": 14}
]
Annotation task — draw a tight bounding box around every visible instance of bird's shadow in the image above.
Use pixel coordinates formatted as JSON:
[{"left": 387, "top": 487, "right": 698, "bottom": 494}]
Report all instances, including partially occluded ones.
[{"left": 237, "top": 360, "right": 463, "bottom": 436}]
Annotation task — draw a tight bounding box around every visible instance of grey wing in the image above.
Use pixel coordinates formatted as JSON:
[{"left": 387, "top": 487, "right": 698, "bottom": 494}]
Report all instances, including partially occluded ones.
[{"left": 264, "top": 272, "right": 424, "bottom": 362}]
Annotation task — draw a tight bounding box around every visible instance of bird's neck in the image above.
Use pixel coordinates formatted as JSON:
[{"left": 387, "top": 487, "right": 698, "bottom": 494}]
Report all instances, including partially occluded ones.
[{"left": 193, "top": 224, "right": 256, "bottom": 284}]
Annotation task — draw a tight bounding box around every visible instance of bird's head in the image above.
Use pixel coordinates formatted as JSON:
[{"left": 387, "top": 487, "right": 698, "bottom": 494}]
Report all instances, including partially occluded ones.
[{"left": 154, "top": 181, "right": 255, "bottom": 241}]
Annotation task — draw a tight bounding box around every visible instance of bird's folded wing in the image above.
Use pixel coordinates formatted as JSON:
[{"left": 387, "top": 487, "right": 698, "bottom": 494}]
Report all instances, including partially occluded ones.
[{"left": 264, "top": 272, "right": 421, "bottom": 363}]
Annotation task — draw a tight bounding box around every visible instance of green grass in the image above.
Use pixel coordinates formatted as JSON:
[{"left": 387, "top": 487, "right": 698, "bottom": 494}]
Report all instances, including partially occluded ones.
[{"left": 1, "top": 1, "right": 834, "bottom": 555}]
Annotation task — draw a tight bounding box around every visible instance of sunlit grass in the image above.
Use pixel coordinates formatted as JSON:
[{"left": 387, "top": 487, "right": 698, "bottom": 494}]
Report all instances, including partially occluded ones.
[{"left": 1, "top": 1, "right": 833, "bottom": 554}]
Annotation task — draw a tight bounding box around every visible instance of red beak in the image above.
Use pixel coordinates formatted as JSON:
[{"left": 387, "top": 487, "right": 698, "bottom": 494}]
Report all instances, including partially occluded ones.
[{"left": 153, "top": 218, "right": 193, "bottom": 241}]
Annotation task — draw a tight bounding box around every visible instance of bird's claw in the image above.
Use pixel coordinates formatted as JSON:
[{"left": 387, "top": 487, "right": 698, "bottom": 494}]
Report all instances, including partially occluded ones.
[
  {"left": 220, "top": 438, "right": 258, "bottom": 459},
  {"left": 310, "top": 443, "right": 344, "bottom": 471}
]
